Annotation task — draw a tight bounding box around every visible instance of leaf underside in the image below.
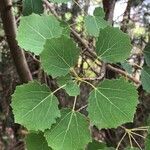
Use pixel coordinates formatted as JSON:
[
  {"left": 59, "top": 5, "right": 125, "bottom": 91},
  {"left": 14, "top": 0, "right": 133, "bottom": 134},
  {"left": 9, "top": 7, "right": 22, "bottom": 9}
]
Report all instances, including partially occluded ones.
[{"left": 84, "top": 7, "right": 108, "bottom": 37}]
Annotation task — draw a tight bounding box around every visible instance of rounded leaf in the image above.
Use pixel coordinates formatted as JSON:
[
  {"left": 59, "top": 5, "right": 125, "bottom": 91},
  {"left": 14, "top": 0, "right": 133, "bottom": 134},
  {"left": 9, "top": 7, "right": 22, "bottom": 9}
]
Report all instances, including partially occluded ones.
[
  {"left": 84, "top": 16, "right": 108, "bottom": 37},
  {"left": 40, "top": 36, "right": 80, "bottom": 77},
  {"left": 45, "top": 109, "right": 92, "bottom": 150},
  {"left": 26, "top": 132, "right": 52, "bottom": 150},
  {"left": 87, "top": 78, "right": 138, "bottom": 128},
  {"left": 17, "top": 14, "right": 63, "bottom": 55},
  {"left": 23, "top": 0, "right": 44, "bottom": 16},
  {"left": 11, "top": 81, "right": 60, "bottom": 131},
  {"left": 96, "top": 27, "right": 132, "bottom": 63},
  {"left": 94, "top": 7, "right": 105, "bottom": 17}
]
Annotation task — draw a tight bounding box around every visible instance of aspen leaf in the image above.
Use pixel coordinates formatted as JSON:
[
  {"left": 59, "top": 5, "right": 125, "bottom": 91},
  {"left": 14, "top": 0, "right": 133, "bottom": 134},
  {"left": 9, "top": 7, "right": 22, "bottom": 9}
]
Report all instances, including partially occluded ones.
[
  {"left": 87, "top": 78, "right": 138, "bottom": 128},
  {"left": 40, "top": 36, "right": 79, "bottom": 77},
  {"left": 11, "top": 81, "right": 60, "bottom": 131},
  {"left": 45, "top": 109, "right": 92, "bottom": 150},
  {"left": 17, "top": 14, "right": 63, "bottom": 55},
  {"left": 96, "top": 27, "right": 132, "bottom": 63}
]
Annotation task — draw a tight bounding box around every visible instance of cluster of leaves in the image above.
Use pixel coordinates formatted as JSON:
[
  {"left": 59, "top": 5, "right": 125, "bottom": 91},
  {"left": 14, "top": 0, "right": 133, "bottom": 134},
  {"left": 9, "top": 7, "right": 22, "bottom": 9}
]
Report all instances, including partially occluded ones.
[{"left": 11, "top": 0, "right": 150, "bottom": 149}]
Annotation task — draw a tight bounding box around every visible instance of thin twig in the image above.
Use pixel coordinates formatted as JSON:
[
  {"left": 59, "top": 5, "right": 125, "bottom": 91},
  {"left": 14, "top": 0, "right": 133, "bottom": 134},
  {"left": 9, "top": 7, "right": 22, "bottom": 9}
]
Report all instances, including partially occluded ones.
[
  {"left": 130, "top": 134, "right": 143, "bottom": 150},
  {"left": 130, "top": 131, "right": 146, "bottom": 139},
  {"left": 43, "top": 0, "right": 141, "bottom": 85},
  {"left": 76, "top": 104, "right": 88, "bottom": 112},
  {"left": 107, "top": 64, "right": 141, "bottom": 84},
  {"left": 43, "top": 0, "right": 97, "bottom": 58},
  {"left": 116, "top": 132, "right": 127, "bottom": 150}
]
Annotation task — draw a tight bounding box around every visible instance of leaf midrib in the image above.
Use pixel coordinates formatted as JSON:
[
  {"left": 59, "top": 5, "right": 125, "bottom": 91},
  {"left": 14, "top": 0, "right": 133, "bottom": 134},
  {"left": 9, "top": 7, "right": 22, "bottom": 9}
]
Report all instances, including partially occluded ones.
[
  {"left": 96, "top": 88, "right": 130, "bottom": 120},
  {"left": 22, "top": 92, "right": 53, "bottom": 118}
]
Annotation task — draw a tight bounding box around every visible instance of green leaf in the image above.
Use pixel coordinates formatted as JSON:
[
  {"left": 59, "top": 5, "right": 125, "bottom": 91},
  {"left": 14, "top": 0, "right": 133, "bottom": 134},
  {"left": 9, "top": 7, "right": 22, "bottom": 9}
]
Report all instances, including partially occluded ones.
[
  {"left": 87, "top": 78, "right": 138, "bottom": 129},
  {"left": 84, "top": 7, "right": 108, "bottom": 37},
  {"left": 26, "top": 132, "right": 52, "bottom": 150},
  {"left": 96, "top": 27, "right": 132, "bottom": 63},
  {"left": 145, "top": 114, "right": 150, "bottom": 126},
  {"left": 48, "top": 0, "right": 70, "bottom": 3},
  {"left": 124, "top": 147, "right": 139, "bottom": 150},
  {"left": 45, "top": 109, "right": 92, "bottom": 150},
  {"left": 84, "top": 16, "right": 108, "bottom": 37},
  {"left": 17, "top": 14, "right": 63, "bottom": 55},
  {"left": 101, "top": 147, "right": 115, "bottom": 150},
  {"left": 57, "top": 74, "right": 80, "bottom": 96},
  {"left": 94, "top": 7, "right": 105, "bottom": 18},
  {"left": 60, "top": 22, "right": 71, "bottom": 37},
  {"left": 11, "top": 81, "right": 60, "bottom": 131},
  {"left": 87, "top": 140, "right": 106, "bottom": 150},
  {"left": 144, "top": 43, "right": 150, "bottom": 66},
  {"left": 145, "top": 133, "right": 150, "bottom": 150},
  {"left": 40, "top": 36, "right": 80, "bottom": 77},
  {"left": 121, "top": 62, "right": 132, "bottom": 74},
  {"left": 141, "top": 66, "right": 150, "bottom": 93},
  {"left": 62, "top": 27, "right": 70, "bottom": 37},
  {"left": 23, "top": 0, "right": 44, "bottom": 16}
]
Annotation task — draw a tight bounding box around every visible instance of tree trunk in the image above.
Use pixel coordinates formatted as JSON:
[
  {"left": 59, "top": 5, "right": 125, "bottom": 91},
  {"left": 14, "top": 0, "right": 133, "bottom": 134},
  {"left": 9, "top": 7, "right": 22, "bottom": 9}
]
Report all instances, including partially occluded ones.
[
  {"left": 120, "top": 0, "right": 132, "bottom": 32},
  {"left": 102, "top": 0, "right": 117, "bottom": 79},
  {"left": 0, "top": 0, "right": 32, "bottom": 83},
  {"left": 102, "top": 0, "right": 116, "bottom": 24}
]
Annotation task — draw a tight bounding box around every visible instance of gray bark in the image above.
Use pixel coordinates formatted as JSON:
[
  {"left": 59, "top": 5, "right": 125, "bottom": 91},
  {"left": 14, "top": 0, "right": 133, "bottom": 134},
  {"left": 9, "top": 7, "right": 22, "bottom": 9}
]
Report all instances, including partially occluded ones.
[{"left": 0, "top": 0, "right": 32, "bottom": 83}]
